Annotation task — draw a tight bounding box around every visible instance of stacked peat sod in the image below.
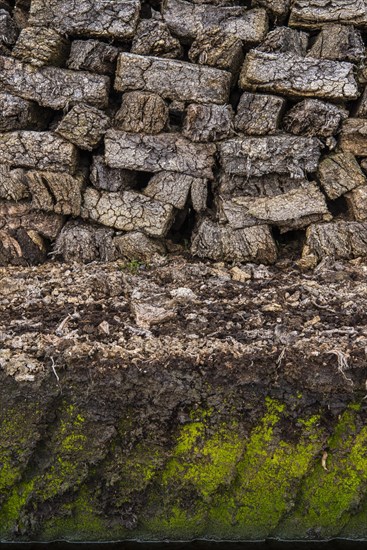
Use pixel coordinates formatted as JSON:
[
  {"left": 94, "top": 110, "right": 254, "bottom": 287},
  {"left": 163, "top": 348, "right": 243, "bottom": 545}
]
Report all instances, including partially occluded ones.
[{"left": 1, "top": 0, "right": 367, "bottom": 266}]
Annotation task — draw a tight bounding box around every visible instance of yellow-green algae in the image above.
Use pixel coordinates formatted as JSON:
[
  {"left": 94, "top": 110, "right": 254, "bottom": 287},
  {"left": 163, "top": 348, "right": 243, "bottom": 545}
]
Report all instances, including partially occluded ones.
[
  {"left": 0, "top": 404, "right": 41, "bottom": 495},
  {"left": 41, "top": 486, "right": 105, "bottom": 541},
  {"left": 278, "top": 403, "right": 367, "bottom": 539},
  {"left": 2, "top": 397, "right": 367, "bottom": 541},
  {"left": 207, "top": 399, "right": 324, "bottom": 539},
  {"left": 0, "top": 402, "right": 93, "bottom": 537}
]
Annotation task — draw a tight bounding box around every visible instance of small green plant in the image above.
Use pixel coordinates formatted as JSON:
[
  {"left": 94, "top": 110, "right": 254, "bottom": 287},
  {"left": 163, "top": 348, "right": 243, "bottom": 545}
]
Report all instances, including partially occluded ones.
[{"left": 118, "top": 259, "right": 146, "bottom": 274}]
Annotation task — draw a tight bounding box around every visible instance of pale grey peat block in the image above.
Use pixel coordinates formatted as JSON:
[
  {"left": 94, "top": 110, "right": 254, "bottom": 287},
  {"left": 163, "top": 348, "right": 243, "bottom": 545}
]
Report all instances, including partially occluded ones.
[
  {"left": 67, "top": 40, "right": 119, "bottom": 75},
  {"left": 81, "top": 188, "right": 174, "bottom": 238},
  {"left": 218, "top": 183, "right": 330, "bottom": 231},
  {"left": 0, "top": 201, "right": 64, "bottom": 239},
  {"left": 188, "top": 29, "right": 243, "bottom": 73},
  {"left": 115, "top": 92, "right": 168, "bottom": 135},
  {"left": 114, "top": 53, "right": 231, "bottom": 105},
  {"left": 289, "top": 0, "right": 367, "bottom": 29},
  {"left": 90, "top": 156, "right": 137, "bottom": 193},
  {"left": 0, "top": 131, "right": 78, "bottom": 173},
  {"left": 339, "top": 119, "right": 367, "bottom": 156},
  {"left": 218, "top": 171, "right": 309, "bottom": 198},
  {"left": 191, "top": 219, "right": 277, "bottom": 263},
  {"left": 252, "top": 0, "right": 291, "bottom": 22},
  {"left": 131, "top": 20, "right": 183, "bottom": 59},
  {"left": 283, "top": 99, "right": 348, "bottom": 138},
  {"left": 0, "top": 92, "right": 49, "bottom": 131},
  {"left": 56, "top": 104, "right": 110, "bottom": 151},
  {"left": 144, "top": 172, "right": 206, "bottom": 210},
  {"left": 54, "top": 220, "right": 117, "bottom": 263},
  {"left": 0, "top": 8, "right": 18, "bottom": 46},
  {"left": 317, "top": 153, "right": 367, "bottom": 200},
  {"left": 114, "top": 232, "right": 166, "bottom": 262},
  {"left": 346, "top": 185, "right": 367, "bottom": 222},
  {"left": 12, "top": 27, "right": 70, "bottom": 67},
  {"left": 24, "top": 170, "right": 83, "bottom": 216},
  {"left": 257, "top": 27, "right": 308, "bottom": 56},
  {"left": 307, "top": 24, "right": 365, "bottom": 63},
  {"left": 182, "top": 104, "right": 234, "bottom": 142},
  {"left": 218, "top": 135, "right": 321, "bottom": 178},
  {"left": 0, "top": 165, "right": 28, "bottom": 201},
  {"left": 304, "top": 221, "right": 367, "bottom": 262},
  {"left": 162, "top": 0, "right": 268, "bottom": 44},
  {"left": 239, "top": 51, "right": 359, "bottom": 101},
  {"left": 234, "top": 93, "right": 285, "bottom": 135},
  {"left": 29, "top": 0, "right": 140, "bottom": 39},
  {"left": 105, "top": 131, "right": 216, "bottom": 179},
  {"left": 0, "top": 56, "right": 110, "bottom": 110}
]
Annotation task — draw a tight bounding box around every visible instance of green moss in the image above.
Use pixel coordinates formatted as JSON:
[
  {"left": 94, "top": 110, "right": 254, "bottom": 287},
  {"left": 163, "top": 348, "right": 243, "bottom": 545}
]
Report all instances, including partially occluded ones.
[
  {"left": 0, "top": 406, "right": 41, "bottom": 495},
  {"left": 41, "top": 486, "right": 105, "bottom": 541},
  {"left": 162, "top": 421, "right": 244, "bottom": 501},
  {"left": 209, "top": 399, "right": 324, "bottom": 539},
  {"left": 0, "top": 401, "right": 93, "bottom": 537},
  {"left": 279, "top": 404, "right": 367, "bottom": 538},
  {"left": 0, "top": 479, "right": 35, "bottom": 534}
]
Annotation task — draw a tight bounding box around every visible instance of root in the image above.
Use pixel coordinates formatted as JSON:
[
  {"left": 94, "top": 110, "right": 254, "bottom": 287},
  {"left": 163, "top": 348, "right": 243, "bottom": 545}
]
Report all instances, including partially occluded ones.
[{"left": 327, "top": 349, "right": 353, "bottom": 386}]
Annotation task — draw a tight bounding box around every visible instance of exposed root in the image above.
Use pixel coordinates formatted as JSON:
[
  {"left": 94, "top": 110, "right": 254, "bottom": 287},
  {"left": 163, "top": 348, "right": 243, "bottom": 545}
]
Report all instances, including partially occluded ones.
[{"left": 327, "top": 349, "right": 354, "bottom": 386}]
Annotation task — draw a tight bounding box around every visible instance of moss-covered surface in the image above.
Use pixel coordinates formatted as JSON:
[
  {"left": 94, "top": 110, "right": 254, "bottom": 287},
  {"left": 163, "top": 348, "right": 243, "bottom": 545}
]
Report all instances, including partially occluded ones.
[{"left": 2, "top": 367, "right": 367, "bottom": 542}]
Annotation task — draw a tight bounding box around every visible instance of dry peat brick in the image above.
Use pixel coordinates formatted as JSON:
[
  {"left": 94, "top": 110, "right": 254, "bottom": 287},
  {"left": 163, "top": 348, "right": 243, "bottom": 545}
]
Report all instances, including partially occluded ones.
[
  {"left": 283, "top": 99, "right": 348, "bottom": 138},
  {"left": 304, "top": 221, "right": 367, "bottom": 262},
  {"left": 190, "top": 179, "right": 207, "bottom": 212},
  {"left": 131, "top": 19, "right": 183, "bottom": 59},
  {"left": 114, "top": 53, "right": 231, "bottom": 105},
  {"left": 289, "top": 0, "right": 367, "bottom": 30},
  {"left": 0, "top": 91, "right": 50, "bottom": 131},
  {"left": 24, "top": 170, "right": 84, "bottom": 216},
  {"left": 0, "top": 131, "right": 78, "bottom": 173},
  {"left": 0, "top": 9, "right": 18, "bottom": 46},
  {"left": 0, "top": 165, "right": 28, "bottom": 201},
  {"left": 257, "top": 27, "right": 308, "bottom": 56},
  {"left": 90, "top": 156, "right": 137, "bottom": 193},
  {"left": 234, "top": 92, "right": 285, "bottom": 135},
  {"left": 0, "top": 56, "right": 110, "bottom": 110},
  {"left": 317, "top": 152, "right": 366, "bottom": 200},
  {"left": 81, "top": 188, "right": 175, "bottom": 238},
  {"left": 144, "top": 172, "right": 205, "bottom": 209},
  {"left": 345, "top": 185, "right": 367, "bottom": 222},
  {"left": 67, "top": 40, "right": 119, "bottom": 76},
  {"left": 252, "top": 0, "right": 291, "bottom": 22},
  {"left": 162, "top": 0, "right": 268, "bottom": 44},
  {"left": 0, "top": 200, "right": 64, "bottom": 239},
  {"left": 218, "top": 135, "right": 321, "bottom": 178},
  {"left": 56, "top": 104, "right": 110, "bottom": 151},
  {"left": 54, "top": 220, "right": 116, "bottom": 263},
  {"left": 218, "top": 183, "right": 330, "bottom": 231},
  {"left": 191, "top": 219, "right": 277, "bottom": 263},
  {"left": 339, "top": 119, "right": 367, "bottom": 156},
  {"left": 188, "top": 28, "right": 243, "bottom": 74},
  {"left": 182, "top": 104, "right": 234, "bottom": 143},
  {"left": 114, "top": 232, "right": 166, "bottom": 262},
  {"left": 354, "top": 87, "right": 367, "bottom": 118},
  {"left": 105, "top": 130, "right": 216, "bottom": 179},
  {"left": 218, "top": 171, "right": 309, "bottom": 198},
  {"left": 307, "top": 24, "right": 365, "bottom": 63},
  {"left": 29, "top": 0, "right": 140, "bottom": 39},
  {"left": 239, "top": 51, "right": 359, "bottom": 101},
  {"left": 12, "top": 27, "right": 70, "bottom": 67},
  {"left": 115, "top": 92, "right": 168, "bottom": 135}
]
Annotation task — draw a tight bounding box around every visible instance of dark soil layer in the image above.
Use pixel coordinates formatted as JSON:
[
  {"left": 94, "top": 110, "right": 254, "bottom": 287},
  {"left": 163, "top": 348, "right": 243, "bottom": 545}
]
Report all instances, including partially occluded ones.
[{"left": 1, "top": 256, "right": 367, "bottom": 542}]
